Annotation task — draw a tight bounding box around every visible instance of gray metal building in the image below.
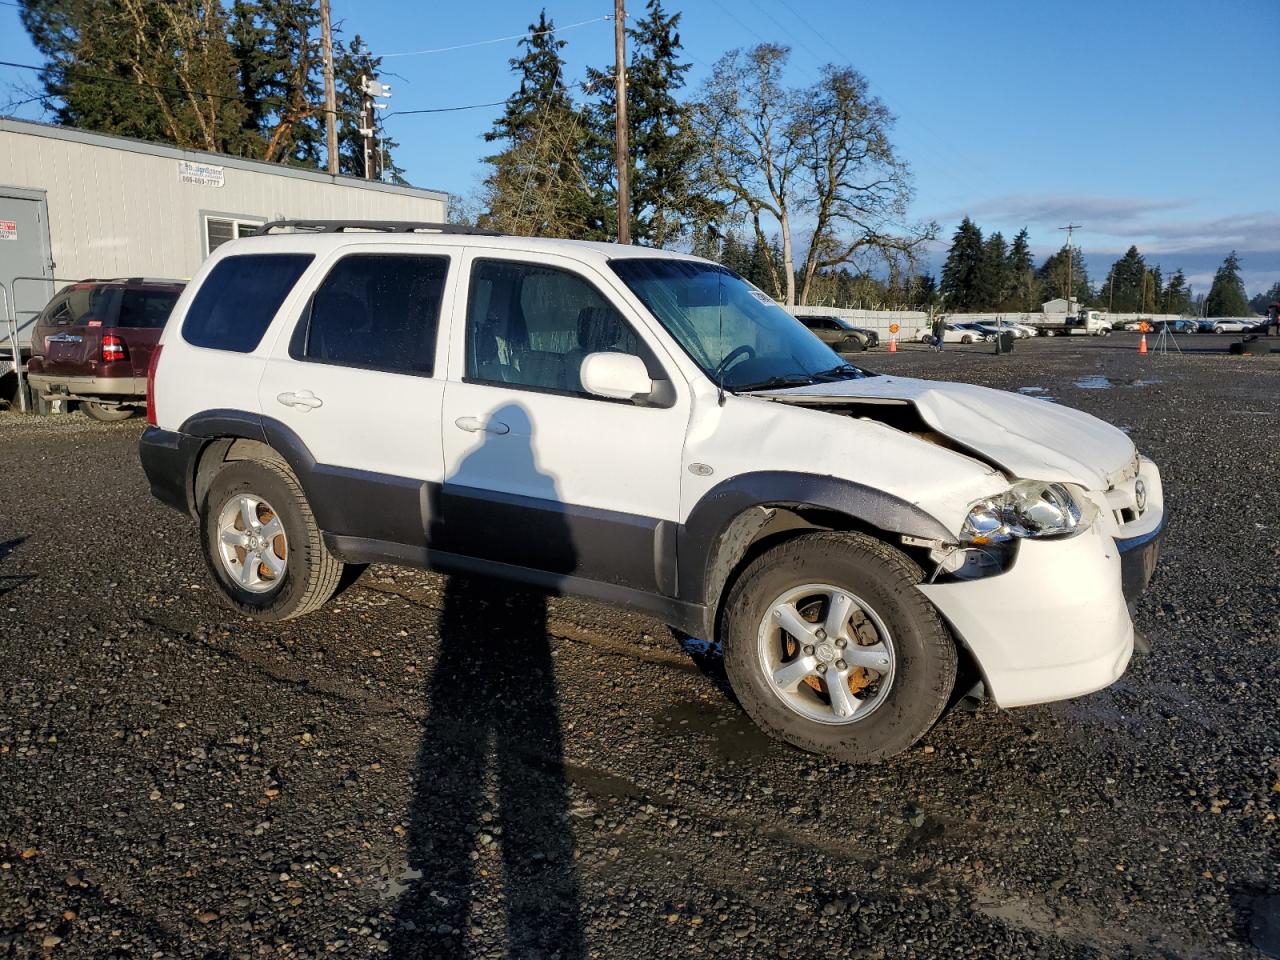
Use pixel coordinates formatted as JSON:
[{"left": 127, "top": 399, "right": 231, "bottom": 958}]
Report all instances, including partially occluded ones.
[{"left": 1, "top": 117, "right": 449, "bottom": 369}]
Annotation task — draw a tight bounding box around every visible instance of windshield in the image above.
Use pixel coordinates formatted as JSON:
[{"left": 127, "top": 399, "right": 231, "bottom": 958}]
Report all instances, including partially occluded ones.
[{"left": 609, "top": 258, "right": 866, "bottom": 390}]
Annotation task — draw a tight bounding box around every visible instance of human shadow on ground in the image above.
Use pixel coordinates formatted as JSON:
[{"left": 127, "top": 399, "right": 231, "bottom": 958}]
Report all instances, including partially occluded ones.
[
  {"left": 0, "top": 535, "right": 33, "bottom": 597},
  {"left": 390, "top": 404, "right": 585, "bottom": 960}
]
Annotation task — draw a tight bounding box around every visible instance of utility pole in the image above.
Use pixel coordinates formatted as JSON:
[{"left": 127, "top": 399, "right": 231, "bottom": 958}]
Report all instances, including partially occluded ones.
[
  {"left": 360, "top": 80, "right": 371, "bottom": 179},
  {"left": 320, "top": 0, "right": 338, "bottom": 175},
  {"left": 613, "top": 0, "right": 631, "bottom": 245},
  {"left": 359, "top": 75, "right": 391, "bottom": 181},
  {"left": 1058, "top": 223, "right": 1082, "bottom": 311}
]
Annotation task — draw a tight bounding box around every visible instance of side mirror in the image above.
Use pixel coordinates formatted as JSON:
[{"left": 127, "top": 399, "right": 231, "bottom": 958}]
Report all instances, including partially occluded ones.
[{"left": 579, "top": 352, "right": 653, "bottom": 401}]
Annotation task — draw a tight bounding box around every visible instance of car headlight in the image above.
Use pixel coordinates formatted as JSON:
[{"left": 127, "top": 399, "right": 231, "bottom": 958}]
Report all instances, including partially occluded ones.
[{"left": 961, "top": 480, "right": 1095, "bottom": 544}]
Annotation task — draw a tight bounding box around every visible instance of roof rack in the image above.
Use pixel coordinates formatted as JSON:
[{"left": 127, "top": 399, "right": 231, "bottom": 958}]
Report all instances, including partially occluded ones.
[{"left": 256, "top": 220, "right": 501, "bottom": 237}]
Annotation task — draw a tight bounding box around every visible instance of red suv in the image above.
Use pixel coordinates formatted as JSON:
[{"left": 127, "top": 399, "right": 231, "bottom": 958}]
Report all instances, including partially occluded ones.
[{"left": 26, "top": 278, "right": 185, "bottom": 420}]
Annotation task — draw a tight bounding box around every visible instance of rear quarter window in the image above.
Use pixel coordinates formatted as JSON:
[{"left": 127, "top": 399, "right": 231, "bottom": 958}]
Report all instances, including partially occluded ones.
[
  {"left": 117, "top": 288, "right": 183, "bottom": 328},
  {"left": 182, "top": 254, "right": 313, "bottom": 352}
]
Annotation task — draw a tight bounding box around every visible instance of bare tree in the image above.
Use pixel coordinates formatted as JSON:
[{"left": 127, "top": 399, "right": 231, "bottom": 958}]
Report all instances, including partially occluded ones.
[
  {"left": 696, "top": 45, "right": 933, "bottom": 305},
  {"left": 696, "top": 45, "right": 800, "bottom": 303}
]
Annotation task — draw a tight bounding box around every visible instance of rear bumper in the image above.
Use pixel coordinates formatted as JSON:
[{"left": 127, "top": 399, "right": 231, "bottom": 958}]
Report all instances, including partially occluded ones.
[
  {"left": 139, "top": 426, "right": 202, "bottom": 517},
  {"left": 28, "top": 372, "right": 147, "bottom": 399}
]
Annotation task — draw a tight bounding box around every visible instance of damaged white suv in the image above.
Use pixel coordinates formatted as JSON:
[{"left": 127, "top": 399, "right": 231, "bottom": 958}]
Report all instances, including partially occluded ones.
[{"left": 139, "top": 221, "right": 1164, "bottom": 761}]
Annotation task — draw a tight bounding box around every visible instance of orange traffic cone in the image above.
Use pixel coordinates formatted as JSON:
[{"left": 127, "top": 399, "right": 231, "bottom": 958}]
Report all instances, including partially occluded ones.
[
  {"left": 1138, "top": 334, "right": 1148, "bottom": 355},
  {"left": 889, "top": 335, "right": 897, "bottom": 353}
]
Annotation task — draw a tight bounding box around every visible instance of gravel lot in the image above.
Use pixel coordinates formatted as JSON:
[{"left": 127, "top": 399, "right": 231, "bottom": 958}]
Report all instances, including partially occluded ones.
[{"left": 1, "top": 335, "right": 1277, "bottom": 959}]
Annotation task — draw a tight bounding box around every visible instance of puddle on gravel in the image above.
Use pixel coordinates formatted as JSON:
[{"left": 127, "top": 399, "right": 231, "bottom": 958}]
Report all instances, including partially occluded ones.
[
  {"left": 1016, "top": 386, "right": 1058, "bottom": 402},
  {"left": 1072, "top": 375, "right": 1165, "bottom": 390},
  {"left": 655, "top": 701, "right": 781, "bottom": 763}
]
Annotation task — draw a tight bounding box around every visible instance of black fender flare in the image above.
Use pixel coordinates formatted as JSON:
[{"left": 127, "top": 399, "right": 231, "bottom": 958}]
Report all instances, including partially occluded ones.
[
  {"left": 178, "top": 409, "right": 431, "bottom": 545},
  {"left": 677, "top": 470, "right": 954, "bottom": 618}
]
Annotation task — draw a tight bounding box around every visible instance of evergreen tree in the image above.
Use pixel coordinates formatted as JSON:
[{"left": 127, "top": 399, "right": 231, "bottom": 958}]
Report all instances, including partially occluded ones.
[
  {"left": 976, "top": 231, "right": 1010, "bottom": 310},
  {"left": 485, "top": 10, "right": 574, "bottom": 144},
  {"left": 1100, "top": 246, "right": 1147, "bottom": 312},
  {"left": 939, "top": 217, "right": 984, "bottom": 310},
  {"left": 1162, "top": 269, "right": 1193, "bottom": 315},
  {"left": 480, "top": 13, "right": 603, "bottom": 237},
  {"left": 1248, "top": 280, "right": 1280, "bottom": 314},
  {"left": 20, "top": 0, "right": 248, "bottom": 152},
  {"left": 19, "top": 0, "right": 404, "bottom": 175},
  {"left": 1204, "top": 251, "right": 1250, "bottom": 316},
  {"left": 1005, "top": 228, "right": 1036, "bottom": 311},
  {"left": 1037, "top": 244, "right": 1093, "bottom": 307},
  {"left": 583, "top": 0, "right": 721, "bottom": 245}
]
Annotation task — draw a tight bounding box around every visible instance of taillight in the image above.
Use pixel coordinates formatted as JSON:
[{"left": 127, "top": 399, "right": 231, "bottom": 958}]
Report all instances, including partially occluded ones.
[
  {"left": 146, "top": 344, "right": 163, "bottom": 426},
  {"left": 102, "top": 334, "right": 127, "bottom": 363}
]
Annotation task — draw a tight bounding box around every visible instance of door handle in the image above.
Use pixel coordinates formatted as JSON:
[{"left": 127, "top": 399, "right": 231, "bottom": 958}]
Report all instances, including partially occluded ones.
[
  {"left": 277, "top": 390, "right": 324, "bottom": 411},
  {"left": 454, "top": 416, "right": 509, "bottom": 435}
]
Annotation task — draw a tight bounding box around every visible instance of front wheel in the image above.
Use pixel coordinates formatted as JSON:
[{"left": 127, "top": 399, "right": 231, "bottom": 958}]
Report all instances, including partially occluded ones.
[
  {"left": 199, "top": 458, "right": 345, "bottom": 621},
  {"left": 960, "top": 335, "right": 974, "bottom": 344},
  {"left": 721, "top": 532, "right": 957, "bottom": 762}
]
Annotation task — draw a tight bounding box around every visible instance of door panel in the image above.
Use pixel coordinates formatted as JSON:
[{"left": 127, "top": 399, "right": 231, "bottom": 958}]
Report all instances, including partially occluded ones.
[
  {"left": 0, "top": 192, "right": 53, "bottom": 351},
  {"left": 438, "top": 251, "right": 688, "bottom": 592},
  {"left": 256, "top": 247, "right": 459, "bottom": 547}
]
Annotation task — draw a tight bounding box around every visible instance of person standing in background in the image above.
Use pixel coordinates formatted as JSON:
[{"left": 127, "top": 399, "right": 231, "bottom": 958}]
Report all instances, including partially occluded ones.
[{"left": 932, "top": 314, "right": 946, "bottom": 352}]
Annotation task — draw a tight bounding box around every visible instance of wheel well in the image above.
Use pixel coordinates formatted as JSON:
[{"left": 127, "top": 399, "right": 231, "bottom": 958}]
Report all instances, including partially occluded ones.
[
  {"left": 706, "top": 504, "right": 975, "bottom": 706},
  {"left": 706, "top": 504, "right": 933, "bottom": 634},
  {"left": 192, "top": 436, "right": 284, "bottom": 512}
]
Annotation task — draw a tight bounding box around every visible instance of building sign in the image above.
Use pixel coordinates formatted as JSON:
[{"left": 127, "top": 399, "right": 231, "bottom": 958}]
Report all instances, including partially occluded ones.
[
  {"left": 177, "top": 160, "right": 225, "bottom": 187},
  {"left": 0, "top": 219, "right": 16, "bottom": 240}
]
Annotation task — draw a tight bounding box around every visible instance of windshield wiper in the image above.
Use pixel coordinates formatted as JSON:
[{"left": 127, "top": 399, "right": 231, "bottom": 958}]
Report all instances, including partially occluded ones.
[
  {"left": 734, "top": 374, "right": 817, "bottom": 392},
  {"left": 813, "top": 362, "right": 864, "bottom": 381}
]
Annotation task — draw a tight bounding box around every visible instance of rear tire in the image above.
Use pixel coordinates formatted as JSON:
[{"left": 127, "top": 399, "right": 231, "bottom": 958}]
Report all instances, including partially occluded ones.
[
  {"left": 721, "top": 531, "right": 957, "bottom": 762},
  {"left": 961, "top": 335, "right": 974, "bottom": 344},
  {"left": 199, "top": 458, "right": 344, "bottom": 621},
  {"left": 81, "top": 401, "right": 134, "bottom": 422}
]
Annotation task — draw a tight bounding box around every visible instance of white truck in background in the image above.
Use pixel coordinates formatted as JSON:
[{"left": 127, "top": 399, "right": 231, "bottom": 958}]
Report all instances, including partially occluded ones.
[{"left": 1033, "top": 308, "right": 1111, "bottom": 337}]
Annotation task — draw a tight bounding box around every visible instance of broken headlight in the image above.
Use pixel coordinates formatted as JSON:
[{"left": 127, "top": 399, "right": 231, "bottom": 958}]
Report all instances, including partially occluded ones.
[{"left": 961, "top": 480, "right": 1095, "bottom": 544}]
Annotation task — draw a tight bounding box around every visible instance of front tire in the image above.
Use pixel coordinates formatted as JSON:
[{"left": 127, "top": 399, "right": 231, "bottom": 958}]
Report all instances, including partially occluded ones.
[
  {"left": 199, "top": 458, "right": 344, "bottom": 621},
  {"left": 721, "top": 532, "right": 957, "bottom": 762}
]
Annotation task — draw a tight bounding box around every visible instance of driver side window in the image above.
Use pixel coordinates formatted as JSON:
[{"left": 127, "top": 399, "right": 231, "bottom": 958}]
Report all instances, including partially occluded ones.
[{"left": 464, "top": 259, "right": 641, "bottom": 395}]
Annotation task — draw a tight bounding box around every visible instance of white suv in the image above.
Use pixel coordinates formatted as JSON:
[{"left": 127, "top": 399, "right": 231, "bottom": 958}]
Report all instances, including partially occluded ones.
[{"left": 139, "top": 221, "right": 1165, "bottom": 761}]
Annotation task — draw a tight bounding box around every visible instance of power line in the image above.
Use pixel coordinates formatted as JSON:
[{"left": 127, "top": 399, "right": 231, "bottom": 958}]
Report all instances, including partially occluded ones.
[{"left": 376, "top": 15, "right": 612, "bottom": 59}]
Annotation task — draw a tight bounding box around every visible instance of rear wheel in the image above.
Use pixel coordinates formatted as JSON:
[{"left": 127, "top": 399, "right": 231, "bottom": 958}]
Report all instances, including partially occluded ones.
[
  {"left": 721, "top": 532, "right": 957, "bottom": 762},
  {"left": 81, "top": 400, "right": 134, "bottom": 422},
  {"left": 960, "top": 334, "right": 974, "bottom": 344},
  {"left": 200, "top": 458, "right": 344, "bottom": 621}
]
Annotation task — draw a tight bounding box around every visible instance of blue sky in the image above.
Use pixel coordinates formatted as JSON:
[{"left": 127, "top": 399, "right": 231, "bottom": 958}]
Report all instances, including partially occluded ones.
[{"left": 2, "top": 0, "right": 1277, "bottom": 295}]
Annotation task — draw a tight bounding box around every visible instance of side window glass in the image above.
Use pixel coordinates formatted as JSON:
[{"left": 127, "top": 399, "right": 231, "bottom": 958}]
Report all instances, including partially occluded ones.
[
  {"left": 293, "top": 254, "right": 448, "bottom": 376},
  {"left": 117, "top": 289, "right": 182, "bottom": 328},
  {"left": 183, "top": 254, "right": 313, "bottom": 353},
  {"left": 465, "top": 259, "right": 639, "bottom": 394},
  {"left": 43, "top": 297, "right": 72, "bottom": 326}
]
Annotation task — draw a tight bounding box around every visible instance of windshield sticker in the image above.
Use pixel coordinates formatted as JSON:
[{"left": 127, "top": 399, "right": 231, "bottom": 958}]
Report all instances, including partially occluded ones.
[{"left": 748, "top": 288, "right": 774, "bottom": 304}]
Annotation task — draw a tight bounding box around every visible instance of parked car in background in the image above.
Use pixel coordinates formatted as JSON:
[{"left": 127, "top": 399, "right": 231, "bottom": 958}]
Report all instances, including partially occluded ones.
[
  {"left": 25, "top": 278, "right": 186, "bottom": 420},
  {"left": 1208, "top": 318, "right": 1255, "bottom": 333},
  {"left": 794, "top": 314, "right": 879, "bottom": 352},
  {"left": 917, "top": 322, "right": 978, "bottom": 344},
  {"left": 1195, "top": 320, "right": 1216, "bottom": 333},
  {"left": 1153, "top": 319, "right": 1197, "bottom": 335},
  {"left": 1120, "top": 321, "right": 1145, "bottom": 332},
  {"left": 954, "top": 322, "right": 998, "bottom": 342}
]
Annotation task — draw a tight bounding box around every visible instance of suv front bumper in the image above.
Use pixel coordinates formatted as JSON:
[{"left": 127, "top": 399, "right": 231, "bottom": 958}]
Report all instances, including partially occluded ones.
[{"left": 916, "top": 458, "right": 1164, "bottom": 709}]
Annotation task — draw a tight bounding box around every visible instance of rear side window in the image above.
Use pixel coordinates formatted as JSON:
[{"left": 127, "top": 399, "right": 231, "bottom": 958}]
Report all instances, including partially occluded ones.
[
  {"left": 183, "top": 254, "right": 313, "bottom": 352},
  {"left": 117, "top": 288, "right": 182, "bottom": 328},
  {"left": 291, "top": 254, "right": 449, "bottom": 376}
]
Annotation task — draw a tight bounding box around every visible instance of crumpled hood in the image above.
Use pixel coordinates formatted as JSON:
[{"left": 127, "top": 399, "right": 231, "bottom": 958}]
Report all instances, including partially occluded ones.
[{"left": 761, "top": 375, "right": 1137, "bottom": 490}]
